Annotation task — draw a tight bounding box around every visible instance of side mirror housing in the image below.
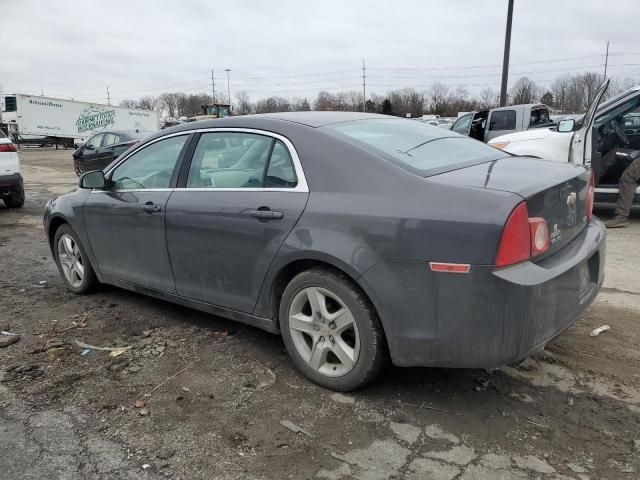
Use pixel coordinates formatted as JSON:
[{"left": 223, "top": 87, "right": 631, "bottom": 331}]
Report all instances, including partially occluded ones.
[
  {"left": 557, "top": 118, "right": 575, "bottom": 133},
  {"left": 79, "top": 170, "right": 106, "bottom": 189}
]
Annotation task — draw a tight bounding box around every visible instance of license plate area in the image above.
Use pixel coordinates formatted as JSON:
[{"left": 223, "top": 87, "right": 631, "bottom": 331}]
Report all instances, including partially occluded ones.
[{"left": 579, "top": 252, "right": 599, "bottom": 302}]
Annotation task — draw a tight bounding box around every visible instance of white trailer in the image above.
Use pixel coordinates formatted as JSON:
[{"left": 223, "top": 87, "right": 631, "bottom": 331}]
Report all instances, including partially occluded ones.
[{"left": 1, "top": 94, "right": 159, "bottom": 148}]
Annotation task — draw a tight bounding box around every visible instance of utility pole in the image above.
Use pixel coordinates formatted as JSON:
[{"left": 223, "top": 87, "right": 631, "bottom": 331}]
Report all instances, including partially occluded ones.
[
  {"left": 499, "top": 0, "right": 514, "bottom": 107},
  {"left": 211, "top": 69, "right": 216, "bottom": 103},
  {"left": 603, "top": 41, "right": 610, "bottom": 79},
  {"left": 362, "top": 58, "right": 366, "bottom": 112},
  {"left": 225, "top": 68, "right": 231, "bottom": 109},
  {"left": 106, "top": 86, "right": 111, "bottom": 105}
]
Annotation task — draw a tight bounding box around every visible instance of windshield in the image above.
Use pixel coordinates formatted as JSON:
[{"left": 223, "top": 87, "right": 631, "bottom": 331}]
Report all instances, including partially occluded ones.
[
  {"left": 324, "top": 118, "right": 507, "bottom": 175},
  {"left": 0, "top": 129, "right": 7, "bottom": 139}
]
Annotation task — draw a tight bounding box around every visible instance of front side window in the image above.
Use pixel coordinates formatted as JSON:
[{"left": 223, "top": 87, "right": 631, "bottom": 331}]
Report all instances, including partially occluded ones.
[
  {"left": 489, "top": 110, "right": 516, "bottom": 131},
  {"left": 325, "top": 118, "right": 506, "bottom": 175},
  {"left": 111, "top": 135, "right": 187, "bottom": 190},
  {"left": 186, "top": 132, "right": 296, "bottom": 188},
  {"left": 86, "top": 134, "right": 104, "bottom": 149}
]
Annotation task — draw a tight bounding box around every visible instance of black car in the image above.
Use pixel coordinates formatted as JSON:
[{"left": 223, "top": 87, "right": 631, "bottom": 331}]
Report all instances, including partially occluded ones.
[{"left": 72, "top": 130, "right": 150, "bottom": 176}]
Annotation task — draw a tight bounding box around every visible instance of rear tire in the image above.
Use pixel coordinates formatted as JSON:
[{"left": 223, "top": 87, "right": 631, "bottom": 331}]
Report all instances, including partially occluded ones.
[
  {"left": 4, "top": 185, "right": 25, "bottom": 208},
  {"left": 53, "top": 224, "right": 99, "bottom": 294},
  {"left": 279, "top": 267, "right": 386, "bottom": 391}
]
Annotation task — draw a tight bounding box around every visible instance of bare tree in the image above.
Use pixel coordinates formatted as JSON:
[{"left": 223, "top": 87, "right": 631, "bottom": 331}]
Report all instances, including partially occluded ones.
[
  {"left": 119, "top": 99, "right": 138, "bottom": 108},
  {"left": 159, "top": 92, "right": 183, "bottom": 118},
  {"left": 478, "top": 87, "right": 499, "bottom": 110},
  {"left": 427, "top": 82, "right": 449, "bottom": 115},
  {"left": 138, "top": 95, "right": 159, "bottom": 111},
  {"left": 509, "top": 77, "right": 539, "bottom": 105},
  {"left": 314, "top": 91, "right": 336, "bottom": 111},
  {"left": 235, "top": 91, "right": 253, "bottom": 115}
]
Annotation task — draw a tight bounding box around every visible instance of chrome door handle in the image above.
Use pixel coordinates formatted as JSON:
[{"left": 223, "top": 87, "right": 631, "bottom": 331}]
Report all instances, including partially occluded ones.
[
  {"left": 248, "top": 209, "right": 283, "bottom": 220},
  {"left": 142, "top": 203, "right": 161, "bottom": 213}
]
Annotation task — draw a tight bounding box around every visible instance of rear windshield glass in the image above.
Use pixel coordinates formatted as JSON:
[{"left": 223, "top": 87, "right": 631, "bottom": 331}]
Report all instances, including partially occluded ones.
[{"left": 324, "top": 119, "right": 507, "bottom": 175}]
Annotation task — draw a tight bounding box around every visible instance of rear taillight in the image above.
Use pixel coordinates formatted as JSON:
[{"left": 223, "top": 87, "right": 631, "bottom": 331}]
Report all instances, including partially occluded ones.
[
  {"left": 496, "top": 202, "right": 530, "bottom": 268},
  {"left": 586, "top": 171, "right": 595, "bottom": 222},
  {"left": 496, "top": 202, "right": 550, "bottom": 268},
  {"left": 0, "top": 143, "right": 17, "bottom": 153},
  {"left": 529, "top": 217, "right": 549, "bottom": 257}
]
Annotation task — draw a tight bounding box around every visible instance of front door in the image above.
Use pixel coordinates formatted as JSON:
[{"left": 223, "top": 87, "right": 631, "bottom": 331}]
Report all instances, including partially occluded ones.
[
  {"left": 80, "top": 133, "right": 105, "bottom": 169},
  {"left": 84, "top": 134, "right": 190, "bottom": 292},
  {"left": 569, "top": 79, "right": 609, "bottom": 167},
  {"left": 165, "top": 131, "right": 308, "bottom": 313}
]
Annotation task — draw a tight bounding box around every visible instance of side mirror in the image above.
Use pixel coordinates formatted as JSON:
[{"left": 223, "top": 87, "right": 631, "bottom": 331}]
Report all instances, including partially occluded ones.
[
  {"left": 79, "top": 171, "right": 106, "bottom": 189},
  {"left": 557, "top": 118, "right": 575, "bottom": 133}
]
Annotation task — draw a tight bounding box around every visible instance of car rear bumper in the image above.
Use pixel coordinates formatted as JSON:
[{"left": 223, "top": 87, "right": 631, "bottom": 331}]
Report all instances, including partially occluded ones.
[
  {"left": 358, "top": 217, "right": 606, "bottom": 368},
  {"left": 0, "top": 173, "right": 23, "bottom": 195}
]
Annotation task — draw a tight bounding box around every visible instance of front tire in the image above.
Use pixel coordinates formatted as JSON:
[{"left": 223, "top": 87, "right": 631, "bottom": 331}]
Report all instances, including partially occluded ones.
[
  {"left": 279, "top": 268, "right": 386, "bottom": 391},
  {"left": 53, "top": 224, "right": 98, "bottom": 294},
  {"left": 73, "top": 158, "right": 85, "bottom": 176}
]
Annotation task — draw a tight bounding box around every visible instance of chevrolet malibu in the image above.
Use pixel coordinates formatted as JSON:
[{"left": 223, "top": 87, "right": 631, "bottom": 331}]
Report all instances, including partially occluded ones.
[{"left": 44, "top": 112, "right": 605, "bottom": 391}]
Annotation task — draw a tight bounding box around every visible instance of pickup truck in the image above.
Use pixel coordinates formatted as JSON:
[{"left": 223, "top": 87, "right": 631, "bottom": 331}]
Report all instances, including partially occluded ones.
[
  {"left": 488, "top": 80, "right": 640, "bottom": 206},
  {"left": 450, "top": 103, "right": 553, "bottom": 143}
]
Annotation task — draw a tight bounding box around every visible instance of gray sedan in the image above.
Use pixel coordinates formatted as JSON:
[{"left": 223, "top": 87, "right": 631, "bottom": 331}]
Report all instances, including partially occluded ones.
[{"left": 44, "top": 112, "right": 605, "bottom": 391}]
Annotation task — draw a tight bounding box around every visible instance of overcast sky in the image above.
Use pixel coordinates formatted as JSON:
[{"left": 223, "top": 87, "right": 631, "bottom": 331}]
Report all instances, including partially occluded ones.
[{"left": 1, "top": 0, "right": 639, "bottom": 104}]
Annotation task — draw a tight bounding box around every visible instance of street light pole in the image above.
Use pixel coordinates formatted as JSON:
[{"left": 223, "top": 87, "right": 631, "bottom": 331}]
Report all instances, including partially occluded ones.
[
  {"left": 499, "top": 0, "right": 514, "bottom": 107},
  {"left": 225, "top": 68, "right": 231, "bottom": 111}
]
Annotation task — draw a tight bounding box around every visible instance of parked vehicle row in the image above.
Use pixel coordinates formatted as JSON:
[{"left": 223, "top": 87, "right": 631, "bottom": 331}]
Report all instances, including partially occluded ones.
[
  {"left": 45, "top": 112, "right": 604, "bottom": 390},
  {"left": 489, "top": 81, "right": 640, "bottom": 206},
  {"left": 451, "top": 103, "right": 553, "bottom": 143}
]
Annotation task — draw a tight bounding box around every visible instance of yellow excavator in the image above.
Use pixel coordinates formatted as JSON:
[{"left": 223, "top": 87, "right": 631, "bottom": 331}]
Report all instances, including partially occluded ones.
[{"left": 190, "top": 103, "right": 231, "bottom": 121}]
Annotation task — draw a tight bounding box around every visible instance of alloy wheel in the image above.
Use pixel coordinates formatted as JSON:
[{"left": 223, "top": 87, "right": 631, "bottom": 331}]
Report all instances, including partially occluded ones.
[
  {"left": 57, "top": 234, "right": 85, "bottom": 288},
  {"left": 288, "top": 286, "right": 361, "bottom": 377}
]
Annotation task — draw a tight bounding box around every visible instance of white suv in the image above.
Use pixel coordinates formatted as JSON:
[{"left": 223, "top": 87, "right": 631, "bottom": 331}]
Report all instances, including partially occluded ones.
[{"left": 0, "top": 130, "right": 24, "bottom": 208}]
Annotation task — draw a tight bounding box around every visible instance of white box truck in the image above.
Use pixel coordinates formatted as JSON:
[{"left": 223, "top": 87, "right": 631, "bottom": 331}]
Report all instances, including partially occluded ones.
[{"left": 1, "top": 94, "right": 159, "bottom": 148}]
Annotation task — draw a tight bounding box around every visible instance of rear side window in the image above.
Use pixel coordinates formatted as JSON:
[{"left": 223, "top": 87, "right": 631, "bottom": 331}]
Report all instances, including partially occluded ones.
[
  {"left": 489, "top": 110, "right": 516, "bottom": 131},
  {"left": 104, "top": 133, "right": 119, "bottom": 146},
  {"left": 325, "top": 119, "right": 505, "bottom": 176},
  {"left": 186, "top": 132, "right": 297, "bottom": 188}
]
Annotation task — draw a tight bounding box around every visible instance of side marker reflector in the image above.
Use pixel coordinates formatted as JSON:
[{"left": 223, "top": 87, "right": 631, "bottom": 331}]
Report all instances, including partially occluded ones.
[{"left": 429, "top": 262, "right": 470, "bottom": 273}]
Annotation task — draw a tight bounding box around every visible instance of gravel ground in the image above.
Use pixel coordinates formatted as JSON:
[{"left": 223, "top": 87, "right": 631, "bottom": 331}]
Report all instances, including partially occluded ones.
[{"left": 1, "top": 148, "right": 639, "bottom": 480}]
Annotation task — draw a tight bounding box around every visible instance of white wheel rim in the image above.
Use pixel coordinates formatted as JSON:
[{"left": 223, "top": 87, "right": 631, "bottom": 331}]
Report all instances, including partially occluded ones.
[
  {"left": 57, "top": 234, "right": 84, "bottom": 288},
  {"left": 288, "top": 286, "right": 360, "bottom": 377}
]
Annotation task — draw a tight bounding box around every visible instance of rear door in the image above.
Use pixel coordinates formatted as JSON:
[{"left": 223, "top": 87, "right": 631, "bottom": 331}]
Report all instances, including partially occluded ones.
[
  {"left": 569, "top": 79, "right": 609, "bottom": 167},
  {"left": 165, "top": 129, "right": 309, "bottom": 313},
  {"left": 486, "top": 109, "right": 517, "bottom": 142}
]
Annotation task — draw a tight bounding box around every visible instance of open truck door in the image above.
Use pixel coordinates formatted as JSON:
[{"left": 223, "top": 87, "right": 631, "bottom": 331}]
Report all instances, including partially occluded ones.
[{"left": 568, "top": 79, "right": 610, "bottom": 168}]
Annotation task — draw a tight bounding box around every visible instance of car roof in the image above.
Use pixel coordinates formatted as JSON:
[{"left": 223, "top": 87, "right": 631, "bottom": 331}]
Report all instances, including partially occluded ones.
[{"left": 174, "top": 111, "right": 399, "bottom": 130}]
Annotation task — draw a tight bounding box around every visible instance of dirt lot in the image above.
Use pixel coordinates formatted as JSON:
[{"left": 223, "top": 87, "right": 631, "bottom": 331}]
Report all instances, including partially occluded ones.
[{"left": 1, "top": 148, "right": 639, "bottom": 480}]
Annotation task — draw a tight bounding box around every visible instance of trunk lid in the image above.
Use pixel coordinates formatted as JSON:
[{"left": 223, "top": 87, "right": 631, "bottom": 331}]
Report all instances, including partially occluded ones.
[{"left": 429, "top": 156, "right": 591, "bottom": 258}]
